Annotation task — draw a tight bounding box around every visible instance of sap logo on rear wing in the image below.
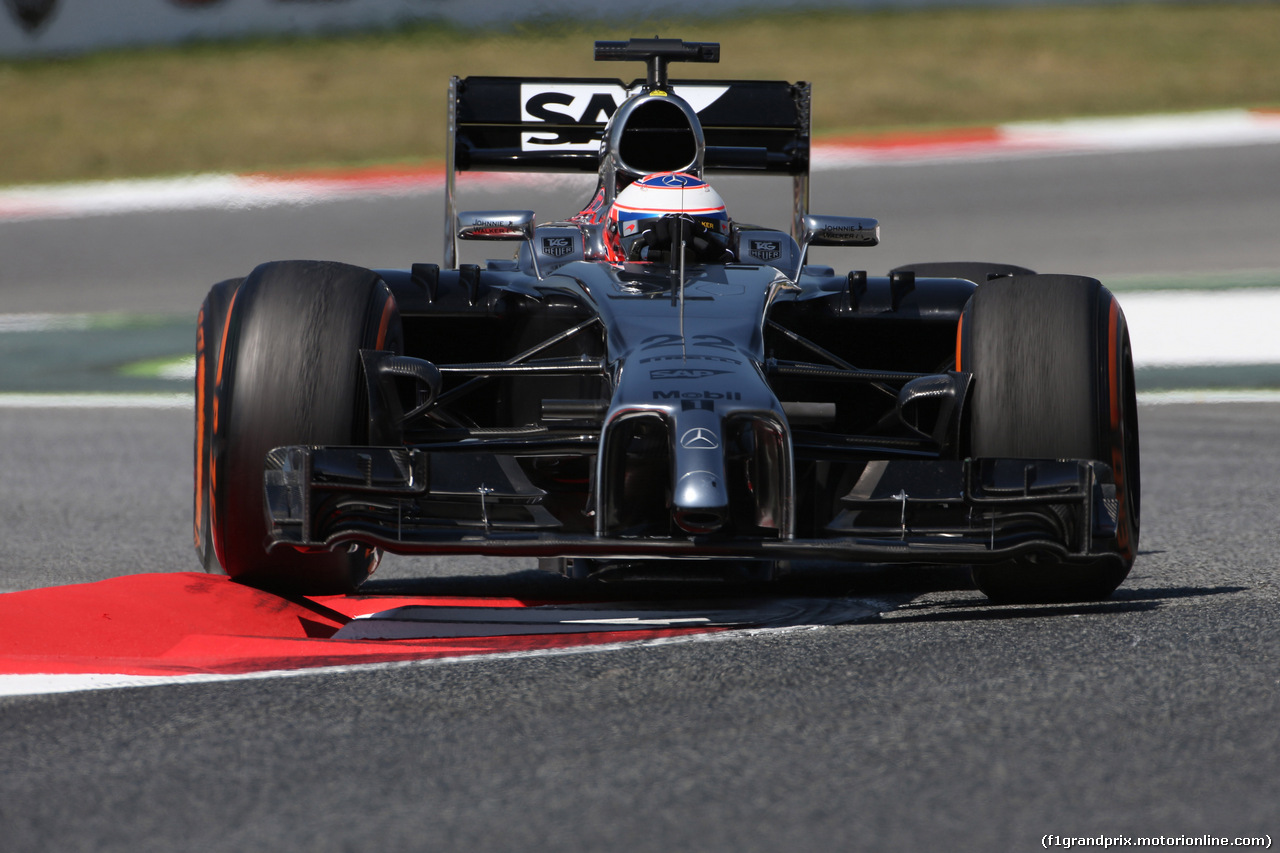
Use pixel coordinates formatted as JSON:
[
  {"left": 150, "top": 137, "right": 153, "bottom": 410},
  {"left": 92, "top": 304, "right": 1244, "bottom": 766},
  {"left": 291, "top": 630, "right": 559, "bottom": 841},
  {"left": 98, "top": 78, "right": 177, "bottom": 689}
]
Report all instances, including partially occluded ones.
[
  {"left": 519, "top": 84, "right": 730, "bottom": 152},
  {"left": 521, "top": 84, "right": 626, "bottom": 152}
]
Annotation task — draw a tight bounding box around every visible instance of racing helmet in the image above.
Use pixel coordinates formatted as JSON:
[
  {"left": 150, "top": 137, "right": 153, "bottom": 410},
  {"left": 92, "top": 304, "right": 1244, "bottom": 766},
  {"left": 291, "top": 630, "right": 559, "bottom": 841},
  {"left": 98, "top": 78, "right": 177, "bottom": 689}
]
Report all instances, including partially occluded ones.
[{"left": 609, "top": 172, "right": 730, "bottom": 239}]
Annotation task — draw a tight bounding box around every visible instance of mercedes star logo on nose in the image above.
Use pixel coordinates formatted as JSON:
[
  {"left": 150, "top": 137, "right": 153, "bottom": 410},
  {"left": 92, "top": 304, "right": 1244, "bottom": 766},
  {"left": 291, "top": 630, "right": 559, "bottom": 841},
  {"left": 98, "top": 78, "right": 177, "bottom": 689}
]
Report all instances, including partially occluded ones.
[{"left": 680, "top": 427, "right": 720, "bottom": 450}]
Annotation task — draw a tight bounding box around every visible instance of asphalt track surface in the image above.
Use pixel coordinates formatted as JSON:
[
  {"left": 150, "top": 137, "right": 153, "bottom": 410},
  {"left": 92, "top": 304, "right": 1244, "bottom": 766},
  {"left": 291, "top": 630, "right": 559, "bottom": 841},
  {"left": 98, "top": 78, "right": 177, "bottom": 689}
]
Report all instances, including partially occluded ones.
[
  {"left": 5, "top": 142, "right": 1280, "bottom": 314},
  {"left": 3, "top": 144, "right": 1280, "bottom": 851}
]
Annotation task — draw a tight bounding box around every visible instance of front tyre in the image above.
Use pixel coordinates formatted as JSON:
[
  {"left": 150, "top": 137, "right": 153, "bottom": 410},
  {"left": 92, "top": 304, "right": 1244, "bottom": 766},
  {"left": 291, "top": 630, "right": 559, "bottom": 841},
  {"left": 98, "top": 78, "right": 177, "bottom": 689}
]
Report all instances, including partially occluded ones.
[
  {"left": 959, "top": 274, "right": 1140, "bottom": 603},
  {"left": 208, "top": 260, "right": 402, "bottom": 594},
  {"left": 194, "top": 276, "right": 243, "bottom": 572}
]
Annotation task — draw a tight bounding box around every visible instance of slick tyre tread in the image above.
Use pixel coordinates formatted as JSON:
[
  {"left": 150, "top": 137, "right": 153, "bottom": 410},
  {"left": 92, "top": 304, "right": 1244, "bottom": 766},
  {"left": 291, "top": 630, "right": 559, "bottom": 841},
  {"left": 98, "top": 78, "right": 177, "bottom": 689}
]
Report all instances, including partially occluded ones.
[
  {"left": 959, "top": 274, "right": 1140, "bottom": 604},
  {"left": 209, "top": 260, "right": 402, "bottom": 594}
]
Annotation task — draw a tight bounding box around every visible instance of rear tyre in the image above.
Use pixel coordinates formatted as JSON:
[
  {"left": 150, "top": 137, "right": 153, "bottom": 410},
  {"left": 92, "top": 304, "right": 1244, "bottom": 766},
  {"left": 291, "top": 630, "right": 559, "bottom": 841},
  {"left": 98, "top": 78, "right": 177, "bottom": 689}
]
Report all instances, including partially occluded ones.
[
  {"left": 194, "top": 277, "right": 243, "bottom": 572},
  {"left": 959, "top": 274, "right": 1140, "bottom": 603},
  {"left": 208, "top": 260, "right": 403, "bottom": 594}
]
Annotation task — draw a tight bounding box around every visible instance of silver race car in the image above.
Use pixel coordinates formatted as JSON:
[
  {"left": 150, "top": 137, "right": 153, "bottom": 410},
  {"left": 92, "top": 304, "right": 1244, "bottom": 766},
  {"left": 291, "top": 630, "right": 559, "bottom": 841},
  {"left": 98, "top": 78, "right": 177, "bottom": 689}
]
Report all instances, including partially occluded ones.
[{"left": 193, "top": 38, "right": 1139, "bottom": 604}]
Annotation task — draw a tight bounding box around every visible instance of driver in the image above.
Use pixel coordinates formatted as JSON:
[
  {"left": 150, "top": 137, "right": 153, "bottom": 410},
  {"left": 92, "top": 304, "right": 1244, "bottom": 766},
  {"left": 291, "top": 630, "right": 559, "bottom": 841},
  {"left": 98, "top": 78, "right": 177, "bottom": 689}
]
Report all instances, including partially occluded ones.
[{"left": 607, "top": 172, "right": 734, "bottom": 264}]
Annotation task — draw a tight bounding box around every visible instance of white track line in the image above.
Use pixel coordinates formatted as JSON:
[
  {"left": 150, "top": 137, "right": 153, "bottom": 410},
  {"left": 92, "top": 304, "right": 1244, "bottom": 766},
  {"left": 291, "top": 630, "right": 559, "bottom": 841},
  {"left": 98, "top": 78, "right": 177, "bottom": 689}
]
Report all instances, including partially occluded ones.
[
  {"left": 1122, "top": 289, "right": 1280, "bottom": 368},
  {"left": 0, "top": 393, "right": 193, "bottom": 409},
  {"left": 815, "top": 109, "right": 1280, "bottom": 168},
  {"left": 0, "top": 620, "right": 854, "bottom": 698},
  {"left": 1138, "top": 390, "right": 1280, "bottom": 405},
  {"left": 4, "top": 287, "right": 1280, "bottom": 410}
]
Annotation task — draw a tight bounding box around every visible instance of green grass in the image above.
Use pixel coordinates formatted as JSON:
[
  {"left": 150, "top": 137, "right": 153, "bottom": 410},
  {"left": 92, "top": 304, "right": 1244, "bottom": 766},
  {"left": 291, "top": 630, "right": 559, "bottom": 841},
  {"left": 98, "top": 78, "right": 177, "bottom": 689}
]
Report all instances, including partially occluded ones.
[{"left": 1, "top": 4, "right": 1278, "bottom": 186}]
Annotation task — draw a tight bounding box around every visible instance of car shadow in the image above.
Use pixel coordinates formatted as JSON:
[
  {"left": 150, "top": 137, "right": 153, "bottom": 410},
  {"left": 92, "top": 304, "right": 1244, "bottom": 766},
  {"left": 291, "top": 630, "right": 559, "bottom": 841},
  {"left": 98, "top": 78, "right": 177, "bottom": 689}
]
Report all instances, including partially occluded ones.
[
  {"left": 338, "top": 565, "right": 1243, "bottom": 629},
  {"left": 880, "top": 584, "right": 1248, "bottom": 624},
  {"left": 353, "top": 563, "right": 974, "bottom": 603},
  {"left": 287, "top": 563, "right": 977, "bottom": 637}
]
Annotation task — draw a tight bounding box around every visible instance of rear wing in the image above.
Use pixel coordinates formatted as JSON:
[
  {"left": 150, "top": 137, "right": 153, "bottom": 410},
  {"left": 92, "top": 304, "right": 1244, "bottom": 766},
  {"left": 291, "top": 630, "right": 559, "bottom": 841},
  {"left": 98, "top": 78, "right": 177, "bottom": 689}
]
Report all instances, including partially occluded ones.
[
  {"left": 449, "top": 76, "right": 810, "bottom": 174},
  {"left": 444, "top": 75, "right": 812, "bottom": 265}
]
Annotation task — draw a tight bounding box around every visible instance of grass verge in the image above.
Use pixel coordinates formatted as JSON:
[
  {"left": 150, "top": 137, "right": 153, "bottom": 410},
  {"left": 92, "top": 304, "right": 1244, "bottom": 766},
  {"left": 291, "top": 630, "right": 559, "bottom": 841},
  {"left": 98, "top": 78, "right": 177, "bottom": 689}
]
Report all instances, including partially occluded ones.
[{"left": 1, "top": 3, "right": 1278, "bottom": 185}]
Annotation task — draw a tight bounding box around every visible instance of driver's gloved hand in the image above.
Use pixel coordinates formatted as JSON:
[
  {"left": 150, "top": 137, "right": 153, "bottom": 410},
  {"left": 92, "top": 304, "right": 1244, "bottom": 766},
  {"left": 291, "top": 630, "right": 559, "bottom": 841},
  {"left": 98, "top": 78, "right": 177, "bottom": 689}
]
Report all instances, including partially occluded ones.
[{"left": 625, "top": 214, "right": 734, "bottom": 264}]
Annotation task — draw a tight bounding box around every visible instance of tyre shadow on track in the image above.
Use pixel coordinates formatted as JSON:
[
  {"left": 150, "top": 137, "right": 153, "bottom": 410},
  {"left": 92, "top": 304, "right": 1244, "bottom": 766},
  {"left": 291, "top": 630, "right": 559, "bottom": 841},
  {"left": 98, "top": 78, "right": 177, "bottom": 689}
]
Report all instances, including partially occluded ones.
[
  {"left": 283, "top": 565, "right": 970, "bottom": 638},
  {"left": 354, "top": 563, "right": 975, "bottom": 604},
  {"left": 878, "top": 584, "right": 1248, "bottom": 624},
  {"left": 303, "top": 568, "right": 1246, "bottom": 631},
  {"left": 355, "top": 558, "right": 972, "bottom": 591}
]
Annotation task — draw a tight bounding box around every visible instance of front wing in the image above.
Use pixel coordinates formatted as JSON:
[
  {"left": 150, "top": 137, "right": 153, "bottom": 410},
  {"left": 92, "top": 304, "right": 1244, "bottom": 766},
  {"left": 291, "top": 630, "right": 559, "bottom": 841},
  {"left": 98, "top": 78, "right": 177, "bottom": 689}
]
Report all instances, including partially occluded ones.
[{"left": 264, "top": 446, "right": 1124, "bottom": 568}]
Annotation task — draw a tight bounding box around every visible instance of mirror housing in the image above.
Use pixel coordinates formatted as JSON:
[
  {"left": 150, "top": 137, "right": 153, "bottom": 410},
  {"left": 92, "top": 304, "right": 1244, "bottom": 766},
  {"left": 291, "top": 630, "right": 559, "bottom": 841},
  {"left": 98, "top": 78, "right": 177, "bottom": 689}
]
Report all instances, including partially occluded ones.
[
  {"left": 457, "top": 210, "right": 536, "bottom": 241},
  {"left": 457, "top": 210, "right": 542, "bottom": 278},
  {"left": 796, "top": 214, "right": 880, "bottom": 278},
  {"left": 802, "top": 214, "right": 880, "bottom": 248}
]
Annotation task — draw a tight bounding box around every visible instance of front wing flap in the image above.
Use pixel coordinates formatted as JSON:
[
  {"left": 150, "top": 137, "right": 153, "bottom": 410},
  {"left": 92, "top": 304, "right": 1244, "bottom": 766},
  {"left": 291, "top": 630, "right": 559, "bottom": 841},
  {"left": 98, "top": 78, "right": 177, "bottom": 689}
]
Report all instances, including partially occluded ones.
[{"left": 264, "top": 447, "right": 1123, "bottom": 567}]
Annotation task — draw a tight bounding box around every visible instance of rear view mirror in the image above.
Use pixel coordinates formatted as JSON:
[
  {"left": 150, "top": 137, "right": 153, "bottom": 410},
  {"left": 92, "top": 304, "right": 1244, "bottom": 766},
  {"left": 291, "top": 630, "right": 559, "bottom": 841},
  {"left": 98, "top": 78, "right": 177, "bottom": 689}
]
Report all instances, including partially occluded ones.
[
  {"left": 457, "top": 210, "right": 543, "bottom": 278},
  {"left": 796, "top": 214, "right": 880, "bottom": 277},
  {"left": 457, "top": 210, "right": 536, "bottom": 241},
  {"left": 802, "top": 214, "right": 880, "bottom": 248}
]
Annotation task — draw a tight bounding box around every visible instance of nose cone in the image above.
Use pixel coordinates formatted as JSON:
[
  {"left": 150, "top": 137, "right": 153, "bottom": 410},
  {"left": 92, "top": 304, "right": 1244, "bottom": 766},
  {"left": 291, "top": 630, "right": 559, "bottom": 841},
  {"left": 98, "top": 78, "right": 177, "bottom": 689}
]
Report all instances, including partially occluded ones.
[{"left": 673, "top": 470, "right": 729, "bottom": 533}]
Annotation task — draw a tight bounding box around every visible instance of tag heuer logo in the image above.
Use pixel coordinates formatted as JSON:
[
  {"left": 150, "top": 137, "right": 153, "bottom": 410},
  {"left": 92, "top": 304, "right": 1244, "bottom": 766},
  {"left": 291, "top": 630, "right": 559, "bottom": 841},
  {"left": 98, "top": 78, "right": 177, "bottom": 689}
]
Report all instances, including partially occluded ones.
[
  {"left": 541, "top": 236, "right": 574, "bottom": 258},
  {"left": 749, "top": 240, "right": 782, "bottom": 261},
  {"left": 651, "top": 369, "right": 731, "bottom": 380}
]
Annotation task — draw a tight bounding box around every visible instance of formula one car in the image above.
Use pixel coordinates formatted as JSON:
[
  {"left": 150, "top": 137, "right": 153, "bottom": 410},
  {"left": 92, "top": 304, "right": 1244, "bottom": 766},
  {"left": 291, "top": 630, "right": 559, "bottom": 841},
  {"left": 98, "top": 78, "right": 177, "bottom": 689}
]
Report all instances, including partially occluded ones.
[{"left": 193, "top": 37, "right": 1140, "bottom": 604}]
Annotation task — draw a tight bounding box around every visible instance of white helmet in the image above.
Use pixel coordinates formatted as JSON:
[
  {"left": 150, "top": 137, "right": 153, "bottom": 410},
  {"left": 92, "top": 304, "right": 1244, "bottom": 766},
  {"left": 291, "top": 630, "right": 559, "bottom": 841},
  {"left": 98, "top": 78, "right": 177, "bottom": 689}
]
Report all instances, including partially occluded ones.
[{"left": 609, "top": 172, "right": 730, "bottom": 239}]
